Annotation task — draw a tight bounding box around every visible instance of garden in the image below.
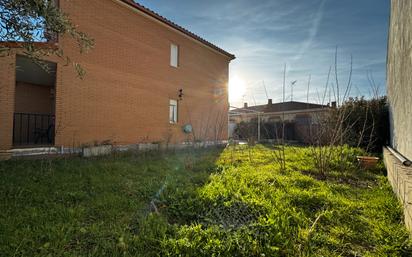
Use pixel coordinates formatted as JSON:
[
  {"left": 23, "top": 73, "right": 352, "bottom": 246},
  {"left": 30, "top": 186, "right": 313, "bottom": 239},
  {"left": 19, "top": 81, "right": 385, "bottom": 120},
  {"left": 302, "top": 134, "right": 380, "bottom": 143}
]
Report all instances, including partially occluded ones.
[{"left": 1, "top": 145, "right": 411, "bottom": 256}]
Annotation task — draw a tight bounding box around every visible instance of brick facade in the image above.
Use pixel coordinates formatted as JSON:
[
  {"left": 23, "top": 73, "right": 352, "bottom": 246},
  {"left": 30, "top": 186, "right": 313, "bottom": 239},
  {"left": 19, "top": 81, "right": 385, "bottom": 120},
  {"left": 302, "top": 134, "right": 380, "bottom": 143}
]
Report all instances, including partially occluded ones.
[
  {"left": 14, "top": 82, "right": 55, "bottom": 114},
  {"left": 0, "top": 0, "right": 233, "bottom": 150},
  {"left": 0, "top": 53, "right": 16, "bottom": 150}
]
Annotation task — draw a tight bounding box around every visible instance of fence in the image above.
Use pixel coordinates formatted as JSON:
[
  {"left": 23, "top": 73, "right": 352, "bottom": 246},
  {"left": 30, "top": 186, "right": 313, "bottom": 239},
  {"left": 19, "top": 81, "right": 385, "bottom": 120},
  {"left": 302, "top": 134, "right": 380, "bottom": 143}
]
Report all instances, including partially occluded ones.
[{"left": 13, "top": 113, "right": 55, "bottom": 147}]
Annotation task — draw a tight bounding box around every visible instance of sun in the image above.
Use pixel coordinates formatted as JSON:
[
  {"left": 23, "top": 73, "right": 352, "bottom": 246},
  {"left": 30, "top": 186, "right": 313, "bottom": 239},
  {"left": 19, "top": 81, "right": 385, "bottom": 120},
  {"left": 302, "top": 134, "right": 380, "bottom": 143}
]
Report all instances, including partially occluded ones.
[{"left": 228, "top": 76, "right": 246, "bottom": 104}]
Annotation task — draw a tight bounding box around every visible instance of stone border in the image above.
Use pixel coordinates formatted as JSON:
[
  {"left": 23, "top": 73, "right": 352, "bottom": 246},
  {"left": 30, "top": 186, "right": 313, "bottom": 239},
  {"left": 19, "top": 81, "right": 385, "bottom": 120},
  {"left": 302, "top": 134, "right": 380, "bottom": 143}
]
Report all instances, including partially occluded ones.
[{"left": 3, "top": 141, "right": 228, "bottom": 159}]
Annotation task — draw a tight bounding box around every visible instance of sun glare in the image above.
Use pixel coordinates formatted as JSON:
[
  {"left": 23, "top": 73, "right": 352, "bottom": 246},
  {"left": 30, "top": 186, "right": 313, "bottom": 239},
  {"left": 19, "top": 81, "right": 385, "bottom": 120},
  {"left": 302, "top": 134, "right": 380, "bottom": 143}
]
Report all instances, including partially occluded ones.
[{"left": 229, "top": 76, "right": 246, "bottom": 104}]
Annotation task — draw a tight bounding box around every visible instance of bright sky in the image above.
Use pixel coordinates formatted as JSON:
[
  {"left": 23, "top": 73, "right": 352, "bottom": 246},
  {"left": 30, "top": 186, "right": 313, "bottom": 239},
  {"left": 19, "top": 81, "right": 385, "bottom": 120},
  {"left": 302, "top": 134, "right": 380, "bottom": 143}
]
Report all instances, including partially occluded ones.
[{"left": 137, "top": 0, "right": 390, "bottom": 107}]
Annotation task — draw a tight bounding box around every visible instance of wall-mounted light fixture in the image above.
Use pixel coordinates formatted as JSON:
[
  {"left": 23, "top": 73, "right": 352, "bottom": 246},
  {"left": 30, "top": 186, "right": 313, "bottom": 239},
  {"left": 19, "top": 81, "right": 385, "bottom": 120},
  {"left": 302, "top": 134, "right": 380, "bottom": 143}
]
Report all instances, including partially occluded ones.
[{"left": 178, "top": 89, "right": 184, "bottom": 100}]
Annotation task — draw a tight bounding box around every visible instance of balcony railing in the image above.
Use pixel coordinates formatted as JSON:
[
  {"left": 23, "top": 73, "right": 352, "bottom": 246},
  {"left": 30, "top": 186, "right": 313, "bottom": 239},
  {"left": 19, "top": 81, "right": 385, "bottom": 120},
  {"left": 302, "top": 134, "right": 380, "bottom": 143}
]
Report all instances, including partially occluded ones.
[{"left": 13, "top": 113, "right": 55, "bottom": 147}]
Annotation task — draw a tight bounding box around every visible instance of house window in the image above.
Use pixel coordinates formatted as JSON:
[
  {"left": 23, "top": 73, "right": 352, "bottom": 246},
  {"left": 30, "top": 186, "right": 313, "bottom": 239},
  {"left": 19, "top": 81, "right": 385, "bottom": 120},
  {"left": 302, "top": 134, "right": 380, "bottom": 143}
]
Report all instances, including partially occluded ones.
[
  {"left": 214, "top": 88, "right": 225, "bottom": 96},
  {"left": 169, "top": 99, "right": 178, "bottom": 123},
  {"left": 170, "top": 44, "right": 179, "bottom": 67}
]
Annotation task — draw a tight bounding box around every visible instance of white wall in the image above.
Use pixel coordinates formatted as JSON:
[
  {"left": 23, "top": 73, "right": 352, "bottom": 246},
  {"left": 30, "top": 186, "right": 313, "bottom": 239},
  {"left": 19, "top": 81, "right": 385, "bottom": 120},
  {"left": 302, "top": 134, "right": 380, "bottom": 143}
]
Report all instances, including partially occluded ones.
[{"left": 387, "top": 0, "right": 412, "bottom": 160}]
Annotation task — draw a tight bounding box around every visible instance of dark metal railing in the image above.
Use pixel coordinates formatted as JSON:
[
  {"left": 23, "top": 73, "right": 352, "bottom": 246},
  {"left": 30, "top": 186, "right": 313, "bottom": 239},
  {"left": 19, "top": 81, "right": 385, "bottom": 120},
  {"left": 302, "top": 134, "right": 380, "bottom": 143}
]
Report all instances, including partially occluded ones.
[{"left": 13, "top": 113, "right": 55, "bottom": 146}]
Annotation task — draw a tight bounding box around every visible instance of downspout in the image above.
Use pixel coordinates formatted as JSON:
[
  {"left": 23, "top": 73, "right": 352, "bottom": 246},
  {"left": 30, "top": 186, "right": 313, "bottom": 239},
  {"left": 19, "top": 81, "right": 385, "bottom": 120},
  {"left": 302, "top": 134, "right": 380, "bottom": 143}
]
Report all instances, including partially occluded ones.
[{"left": 387, "top": 146, "right": 412, "bottom": 167}]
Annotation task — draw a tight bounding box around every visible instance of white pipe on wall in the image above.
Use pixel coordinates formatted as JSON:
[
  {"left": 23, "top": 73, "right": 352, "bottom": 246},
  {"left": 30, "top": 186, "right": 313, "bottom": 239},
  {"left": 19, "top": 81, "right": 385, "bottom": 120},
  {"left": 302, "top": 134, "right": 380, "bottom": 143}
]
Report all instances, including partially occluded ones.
[{"left": 387, "top": 146, "right": 412, "bottom": 167}]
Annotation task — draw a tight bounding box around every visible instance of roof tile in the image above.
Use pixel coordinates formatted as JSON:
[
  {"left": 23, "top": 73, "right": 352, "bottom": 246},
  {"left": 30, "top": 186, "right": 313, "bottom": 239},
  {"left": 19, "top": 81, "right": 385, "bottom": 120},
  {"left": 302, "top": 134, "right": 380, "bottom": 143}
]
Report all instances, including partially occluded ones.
[{"left": 120, "top": 0, "right": 235, "bottom": 60}]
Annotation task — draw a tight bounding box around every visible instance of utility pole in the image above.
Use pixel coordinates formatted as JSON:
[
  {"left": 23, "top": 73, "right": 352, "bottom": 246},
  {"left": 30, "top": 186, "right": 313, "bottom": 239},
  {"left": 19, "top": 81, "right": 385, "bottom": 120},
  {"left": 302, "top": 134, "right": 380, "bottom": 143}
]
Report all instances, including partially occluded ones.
[{"left": 257, "top": 113, "right": 261, "bottom": 142}]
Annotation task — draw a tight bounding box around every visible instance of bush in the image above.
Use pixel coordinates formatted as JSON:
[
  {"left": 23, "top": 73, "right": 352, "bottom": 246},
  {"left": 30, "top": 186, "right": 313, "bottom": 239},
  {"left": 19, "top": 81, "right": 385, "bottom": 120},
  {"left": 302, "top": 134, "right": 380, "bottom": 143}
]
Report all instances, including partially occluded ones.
[
  {"left": 339, "top": 96, "right": 389, "bottom": 153},
  {"left": 233, "top": 120, "right": 258, "bottom": 140}
]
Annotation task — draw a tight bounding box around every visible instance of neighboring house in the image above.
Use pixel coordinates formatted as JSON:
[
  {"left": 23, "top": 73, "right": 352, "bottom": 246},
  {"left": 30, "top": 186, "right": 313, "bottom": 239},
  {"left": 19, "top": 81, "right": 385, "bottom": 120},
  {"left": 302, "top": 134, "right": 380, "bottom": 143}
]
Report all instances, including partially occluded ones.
[
  {"left": 384, "top": 0, "right": 412, "bottom": 231},
  {"left": 229, "top": 100, "right": 329, "bottom": 142},
  {"left": 0, "top": 0, "right": 235, "bottom": 152}
]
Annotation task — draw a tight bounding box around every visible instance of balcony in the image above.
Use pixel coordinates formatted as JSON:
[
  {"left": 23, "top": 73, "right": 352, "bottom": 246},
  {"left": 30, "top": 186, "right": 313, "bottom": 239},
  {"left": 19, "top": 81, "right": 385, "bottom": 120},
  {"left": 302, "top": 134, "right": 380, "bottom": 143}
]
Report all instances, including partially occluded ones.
[
  {"left": 13, "top": 113, "right": 55, "bottom": 147},
  {"left": 13, "top": 55, "right": 56, "bottom": 148}
]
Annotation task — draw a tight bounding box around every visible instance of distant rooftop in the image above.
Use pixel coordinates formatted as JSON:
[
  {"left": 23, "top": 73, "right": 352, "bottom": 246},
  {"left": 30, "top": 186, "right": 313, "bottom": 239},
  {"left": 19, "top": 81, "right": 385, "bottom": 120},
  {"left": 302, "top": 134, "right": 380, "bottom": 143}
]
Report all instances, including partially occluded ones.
[{"left": 230, "top": 100, "right": 330, "bottom": 115}]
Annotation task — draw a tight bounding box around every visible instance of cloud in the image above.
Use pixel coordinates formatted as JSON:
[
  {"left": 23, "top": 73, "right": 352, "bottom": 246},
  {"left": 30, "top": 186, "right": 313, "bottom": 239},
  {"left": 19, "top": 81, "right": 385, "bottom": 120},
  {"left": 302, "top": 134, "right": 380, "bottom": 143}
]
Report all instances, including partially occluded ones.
[
  {"left": 137, "top": 0, "right": 389, "bottom": 106},
  {"left": 292, "top": 0, "right": 327, "bottom": 61}
]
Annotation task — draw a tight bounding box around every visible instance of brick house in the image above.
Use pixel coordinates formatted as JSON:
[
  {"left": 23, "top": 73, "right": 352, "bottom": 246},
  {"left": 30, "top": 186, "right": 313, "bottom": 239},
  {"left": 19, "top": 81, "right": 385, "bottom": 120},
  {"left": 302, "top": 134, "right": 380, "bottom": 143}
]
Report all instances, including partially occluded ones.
[{"left": 0, "top": 0, "right": 235, "bottom": 152}]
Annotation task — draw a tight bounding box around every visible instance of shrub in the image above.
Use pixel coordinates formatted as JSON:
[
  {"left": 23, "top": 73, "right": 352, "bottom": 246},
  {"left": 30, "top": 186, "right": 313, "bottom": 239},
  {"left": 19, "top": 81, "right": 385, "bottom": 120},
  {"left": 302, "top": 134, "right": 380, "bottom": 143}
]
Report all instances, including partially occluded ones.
[{"left": 338, "top": 96, "right": 389, "bottom": 153}]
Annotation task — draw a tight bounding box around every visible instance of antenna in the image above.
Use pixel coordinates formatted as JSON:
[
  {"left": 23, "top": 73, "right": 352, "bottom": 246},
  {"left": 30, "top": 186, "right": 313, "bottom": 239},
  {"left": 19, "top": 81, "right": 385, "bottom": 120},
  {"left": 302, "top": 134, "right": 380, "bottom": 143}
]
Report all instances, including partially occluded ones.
[
  {"left": 262, "top": 80, "right": 269, "bottom": 100},
  {"left": 306, "top": 75, "right": 311, "bottom": 104},
  {"left": 290, "top": 80, "right": 297, "bottom": 101},
  {"left": 241, "top": 94, "right": 246, "bottom": 104},
  {"left": 251, "top": 91, "right": 257, "bottom": 106}
]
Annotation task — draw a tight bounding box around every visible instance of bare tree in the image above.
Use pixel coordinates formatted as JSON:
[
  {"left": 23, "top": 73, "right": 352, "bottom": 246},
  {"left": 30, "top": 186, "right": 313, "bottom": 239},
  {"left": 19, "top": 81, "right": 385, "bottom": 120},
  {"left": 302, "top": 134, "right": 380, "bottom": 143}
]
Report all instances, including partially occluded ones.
[{"left": 305, "top": 47, "right": 386, "bottom": 175}]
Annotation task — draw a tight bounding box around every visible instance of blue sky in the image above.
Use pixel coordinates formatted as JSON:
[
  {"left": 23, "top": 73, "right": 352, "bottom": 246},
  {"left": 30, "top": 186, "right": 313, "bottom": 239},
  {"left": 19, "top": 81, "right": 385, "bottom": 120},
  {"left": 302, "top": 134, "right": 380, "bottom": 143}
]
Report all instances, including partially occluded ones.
[{"left": 137, "top": 0, "right": 390, "bottom": 107}]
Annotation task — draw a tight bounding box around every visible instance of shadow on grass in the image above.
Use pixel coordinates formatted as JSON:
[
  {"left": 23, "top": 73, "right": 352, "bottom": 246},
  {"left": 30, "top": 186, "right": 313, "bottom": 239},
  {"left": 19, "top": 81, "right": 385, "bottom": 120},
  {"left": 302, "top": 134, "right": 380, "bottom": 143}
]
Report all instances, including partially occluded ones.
[
  {"left": 0, "top": 146, "right": 225, "bottom": 257},
  {"left": 2, "top": 145, "right": 410, "bottom": 257},
  {"left": 300, "top": 164, "right": 385, "bottom": 189}
]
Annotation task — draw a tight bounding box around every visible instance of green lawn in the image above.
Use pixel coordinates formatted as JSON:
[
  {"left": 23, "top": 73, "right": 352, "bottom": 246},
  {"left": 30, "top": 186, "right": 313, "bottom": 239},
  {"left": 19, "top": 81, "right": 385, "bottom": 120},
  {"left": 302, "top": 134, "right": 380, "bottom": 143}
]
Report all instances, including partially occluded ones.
[{"left": 0, "top": 145, "right": 411, "bottom": 256}]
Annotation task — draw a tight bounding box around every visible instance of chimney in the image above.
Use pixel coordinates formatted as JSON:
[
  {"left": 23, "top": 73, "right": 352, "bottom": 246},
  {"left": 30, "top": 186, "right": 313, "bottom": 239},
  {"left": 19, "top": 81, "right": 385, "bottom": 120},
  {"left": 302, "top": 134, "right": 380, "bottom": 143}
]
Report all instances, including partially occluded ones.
[
  {"left": 331, "top": 101, "right": 337, "bottom": 108},
  {"left": 268, "top": 99, "right": 273, "bottom": 105},
  {"left": 244, "top": 102, "right": 248, "bottom": 108}
]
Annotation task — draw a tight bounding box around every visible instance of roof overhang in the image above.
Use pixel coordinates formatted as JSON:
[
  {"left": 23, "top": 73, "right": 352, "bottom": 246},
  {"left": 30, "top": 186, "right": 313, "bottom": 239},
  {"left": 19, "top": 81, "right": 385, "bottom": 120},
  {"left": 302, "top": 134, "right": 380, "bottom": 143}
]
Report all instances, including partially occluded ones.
[
  {"left": 0, "top": 41, "right": 58, "bottom": 49},
  {"left": 117, "top": 0, "right": 235, "bottom": 61},
  {"left": 1, "top": 1, "right": 236, "bottom": 61}
]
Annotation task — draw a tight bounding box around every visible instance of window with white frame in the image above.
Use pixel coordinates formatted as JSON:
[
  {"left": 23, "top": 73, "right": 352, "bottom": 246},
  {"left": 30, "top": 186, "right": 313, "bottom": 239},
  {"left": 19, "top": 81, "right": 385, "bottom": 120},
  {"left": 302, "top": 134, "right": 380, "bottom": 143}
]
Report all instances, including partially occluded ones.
[
  {"left": 169, "top": 99, "right": 178, "bottom": 123},
  {"left": 170, "top": 43, "right": 179, "bottom": 67}
]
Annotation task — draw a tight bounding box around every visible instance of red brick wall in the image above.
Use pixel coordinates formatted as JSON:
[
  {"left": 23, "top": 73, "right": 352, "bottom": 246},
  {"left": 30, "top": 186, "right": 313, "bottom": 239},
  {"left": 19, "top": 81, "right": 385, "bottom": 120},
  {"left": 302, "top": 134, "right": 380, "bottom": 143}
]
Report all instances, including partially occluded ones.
[
  {"left": 14, "top": 82, "right": 54, "bottom": 114},
  {"left": 53, "top": 0, "right": 230, "bottom": 147},
  {"left": 0, "top": 0, "right": 231, "bottom": 149},
  {"left": 0, "top": 53, "right": 16, "bottom": 150}
]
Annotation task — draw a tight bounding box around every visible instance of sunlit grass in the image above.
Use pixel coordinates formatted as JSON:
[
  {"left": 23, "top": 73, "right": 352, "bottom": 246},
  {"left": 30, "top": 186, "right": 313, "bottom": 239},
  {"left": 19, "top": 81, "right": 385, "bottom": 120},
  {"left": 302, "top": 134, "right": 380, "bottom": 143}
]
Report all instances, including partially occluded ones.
[{"left": 0, "top": 146, "right": 411, "bottom": 256}]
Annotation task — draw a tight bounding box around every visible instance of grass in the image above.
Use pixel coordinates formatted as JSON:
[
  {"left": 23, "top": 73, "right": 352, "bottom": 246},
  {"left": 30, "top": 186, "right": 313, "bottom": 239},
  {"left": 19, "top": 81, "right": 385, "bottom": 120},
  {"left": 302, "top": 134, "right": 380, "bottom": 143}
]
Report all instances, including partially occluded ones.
[{"left": 0, "top": 145, "right": 411, "bottom": 256}]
